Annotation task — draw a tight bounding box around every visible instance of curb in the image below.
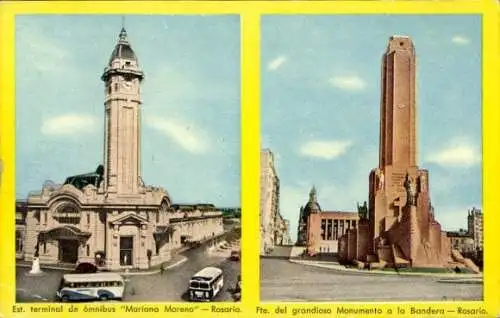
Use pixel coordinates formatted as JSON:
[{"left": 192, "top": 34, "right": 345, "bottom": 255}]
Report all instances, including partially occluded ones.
[
  {"left": 288, "top": 259, "right": 484, "bottom": 279},
  {"left": 16, "top": 264, "right": 73, "bottom": 272},
  {"left": 437, "top": 279, "right": 483, "bottom": 284},
  {"left": 121, "top": 257, "right": 188, "bottom": 276}
]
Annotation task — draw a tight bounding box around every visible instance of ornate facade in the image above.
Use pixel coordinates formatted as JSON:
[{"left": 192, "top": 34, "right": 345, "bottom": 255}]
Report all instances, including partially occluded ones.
[
  {"left": 338, "top": 36, "right": 478, "bottom": 273},
  {"left": 20, "top": 28, "right": 224, "bottom": 270},
  {"left": 260, "top": 149, "right": 291, "bottom": 254}
]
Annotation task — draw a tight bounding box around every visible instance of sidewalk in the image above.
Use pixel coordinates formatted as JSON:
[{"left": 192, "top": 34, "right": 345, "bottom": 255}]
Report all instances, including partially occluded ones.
[
  {"left": 16, "top": 254, "right": 188, "bottom": 276},
  {"left": 120, "top": 254, "right": 188, "bottom": 276},
  {"left": 289, "top": 259, "right": 484, "bottom": 280}
]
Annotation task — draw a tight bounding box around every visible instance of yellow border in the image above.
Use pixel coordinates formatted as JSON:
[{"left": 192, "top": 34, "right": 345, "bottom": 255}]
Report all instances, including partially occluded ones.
[{"left": 0, "top": 1, "right": 498, "bottom": 318}]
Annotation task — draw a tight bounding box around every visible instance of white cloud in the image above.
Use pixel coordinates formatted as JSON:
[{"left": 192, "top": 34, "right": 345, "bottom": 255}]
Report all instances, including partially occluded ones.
[
  {"left": 426, "top": 139, "right": 480, "bottom": 167},
  {"left": 267, "top": 55, "right": 287, "bottom": 71},
  {"left": 279, "top": 146, "right": 378, "bottom": 242},
  {"left": 451, "top": 35, "right": 470, "bottom": 45},
  {"left": 40, "top": 114, "right": 97, "bottom": 136},
  {"left": 145, "top": 65, "right": 237, "bottom": 111},
  {"left": 329, "top": 75, "right": 366, "bottom": 91},
  {"left": 299, "top": 140, "right": 352, "bottom": 160},
  {"left": 17, "top": 26, "right": 69, "bottom": 73},
  {"left": 145, "top": 116, "right": 211, "bottom": 154}
]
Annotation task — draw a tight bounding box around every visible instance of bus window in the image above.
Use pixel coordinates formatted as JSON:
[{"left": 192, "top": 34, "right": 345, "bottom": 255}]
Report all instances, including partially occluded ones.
[{"left": 190, "top": 281, "right": 200, "bottom": 288}]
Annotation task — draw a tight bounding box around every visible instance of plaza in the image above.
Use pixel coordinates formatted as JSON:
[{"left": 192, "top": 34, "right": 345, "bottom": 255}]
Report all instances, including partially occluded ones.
[{"left": 260, "top": 257, "right": 481, "bottom": 301}]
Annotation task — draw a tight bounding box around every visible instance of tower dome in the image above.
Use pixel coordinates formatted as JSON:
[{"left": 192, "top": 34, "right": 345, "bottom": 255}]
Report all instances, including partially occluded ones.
[
  {"left": 301, "top": 186, "right": 321, "bottom": 222},
  {"left": 108, "top": 27, "right": 138, "bottom": 66}
]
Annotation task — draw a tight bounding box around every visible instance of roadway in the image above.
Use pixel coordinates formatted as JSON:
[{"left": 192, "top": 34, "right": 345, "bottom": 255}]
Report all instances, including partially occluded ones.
[
  {"left": 124, "top": 240, "right": 240, "bottom": 302},
  {"left": 16, "top": 235, "right": 240, "bottom": 302},
  {"left": 260, "top": 258, "right": 482, "bottom": 302}
]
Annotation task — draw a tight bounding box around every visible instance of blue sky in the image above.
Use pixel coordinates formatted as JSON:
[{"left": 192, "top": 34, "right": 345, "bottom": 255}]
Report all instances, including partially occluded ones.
[
  {"left": 16, "top": 15, "right": 240, "bottom": 207},
  {"left": 261, "top": 15, "right": 482, "bottom": 242}
]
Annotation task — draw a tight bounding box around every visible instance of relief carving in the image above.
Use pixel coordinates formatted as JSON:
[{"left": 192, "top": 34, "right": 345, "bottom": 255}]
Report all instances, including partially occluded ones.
[
  {"left": 419, "top": 174, "right": 427, "bottom": 192},
  {"left": 404, "top": 174, "right": 417, "bottom": 206},
  {"left": 375, "top": 169, "right": 385, "bottom": 191}
]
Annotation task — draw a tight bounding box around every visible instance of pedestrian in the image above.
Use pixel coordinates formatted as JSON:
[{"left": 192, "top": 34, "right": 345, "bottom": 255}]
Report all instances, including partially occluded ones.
[{"left": 160, "top": 263, "right": 165, "bottom": 275}]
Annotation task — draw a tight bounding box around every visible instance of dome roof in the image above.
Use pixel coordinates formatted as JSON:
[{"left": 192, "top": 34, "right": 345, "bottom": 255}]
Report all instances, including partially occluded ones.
[
  {"left": 304, "top": 200, "right": 321, "bottom": 213},
  {"left": 300, "top": 186, "right": 321, "bottom": 223},
  {"left": 108, "top": 28, "right": 137, "bottom": 65}
]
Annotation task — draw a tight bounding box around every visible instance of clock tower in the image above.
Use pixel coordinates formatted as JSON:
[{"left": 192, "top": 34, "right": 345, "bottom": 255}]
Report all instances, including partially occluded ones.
[{"left": 101, "top": 27, "right": 144, "bottom": 196}]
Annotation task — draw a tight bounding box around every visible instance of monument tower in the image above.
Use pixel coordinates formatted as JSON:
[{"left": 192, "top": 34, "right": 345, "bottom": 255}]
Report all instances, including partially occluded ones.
[
  {"left": 345, "top": 35, "right": 478, "bottom": 271},
  {"left": 101, "top": 27, "right": 144, "bottom": 196},
  {"left": 379, "top": 35, "right": 416, "bottom": 169},
  {"left": 367, "top": 35, "right": 442, "bottom": 267}
]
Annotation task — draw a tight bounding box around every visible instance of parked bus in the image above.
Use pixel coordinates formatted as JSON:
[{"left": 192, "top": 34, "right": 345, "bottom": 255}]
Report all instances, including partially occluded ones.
[
  {"left": 188, "top": 267, "right": 224, "bottom": 301},
  {"left": 56, "top": 273, "right": 125, "bottom": 302}
]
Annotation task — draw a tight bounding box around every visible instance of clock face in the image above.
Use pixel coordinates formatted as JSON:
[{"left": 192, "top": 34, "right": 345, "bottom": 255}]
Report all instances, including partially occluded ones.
[{"left": 123, "top": 80, "right": 133, "bottom": 90}]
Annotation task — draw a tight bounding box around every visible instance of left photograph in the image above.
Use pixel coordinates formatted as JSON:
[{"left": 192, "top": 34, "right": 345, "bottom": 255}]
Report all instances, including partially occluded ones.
[{"left": 15, "top": 15, "right": 241, "bottom": 303}]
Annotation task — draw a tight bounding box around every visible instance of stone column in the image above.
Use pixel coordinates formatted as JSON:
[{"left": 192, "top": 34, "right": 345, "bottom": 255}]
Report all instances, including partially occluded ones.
[
  {"left": 139, "top": 224, "right": 147, "bottom": 269},
  {"left": 108, "top": 224, "right": 120, "bottom": 270}
]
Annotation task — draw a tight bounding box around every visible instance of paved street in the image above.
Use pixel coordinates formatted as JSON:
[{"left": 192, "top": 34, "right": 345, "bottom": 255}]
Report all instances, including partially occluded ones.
[
  {"left": 16, "top": 238, "right": 240, "bottom": 303},
  {"left": 260, "top": 258, "right": 482, "bottom": 302},
  {"left": 124, "top": 240, "right": 240, "bottom": 302}
]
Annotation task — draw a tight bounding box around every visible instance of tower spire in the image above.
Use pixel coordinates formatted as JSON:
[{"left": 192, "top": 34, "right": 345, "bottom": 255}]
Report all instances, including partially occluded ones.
[
  {"left": 119, "top": 16, "right": 127, "bottom": 42},
  {"left": 309, "top": 185, "right": 317, "bottom": 202}
]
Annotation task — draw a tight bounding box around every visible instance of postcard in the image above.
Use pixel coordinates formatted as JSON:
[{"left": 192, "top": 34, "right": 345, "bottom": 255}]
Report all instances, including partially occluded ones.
[
  {"left": 0, "top": 1, "right": 498, "bottom": 318},
  {"left": 13, "top": 14, "right": 241, "bottom": 305},
  {"left": 260, "top": 14, "right": 483, "bottom": 303}
]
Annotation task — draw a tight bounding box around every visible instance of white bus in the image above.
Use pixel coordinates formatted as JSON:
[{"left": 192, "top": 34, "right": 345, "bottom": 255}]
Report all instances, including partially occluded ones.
[
  {"left": 188, "top": 267, "right": 224, "bottom": 301},
  {"left": 56, "top": 273, "right": 125, "bottom": 302}
]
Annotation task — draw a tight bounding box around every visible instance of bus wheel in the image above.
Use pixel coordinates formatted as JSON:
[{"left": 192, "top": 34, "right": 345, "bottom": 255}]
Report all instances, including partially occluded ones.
[
  {"left": 99, "top": 294, "right": 109, "bottom": 301},
  {"left": 61, "top": 295, "right": 69, "bottom": 302}
]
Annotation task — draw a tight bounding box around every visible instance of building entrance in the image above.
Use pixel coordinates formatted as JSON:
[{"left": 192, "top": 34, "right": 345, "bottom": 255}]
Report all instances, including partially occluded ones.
[
  {"left": 58, "top": 239, "right": 79, "bottom": 263},
  {"left": 120, "top": 236, "right": 133, "bottom": 266}
]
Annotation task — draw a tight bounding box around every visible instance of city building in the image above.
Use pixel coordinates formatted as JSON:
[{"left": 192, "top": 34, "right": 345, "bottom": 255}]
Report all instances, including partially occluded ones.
[
  {"left": 338, "top": 36, "right": 478, "bottom": 272},
  {"left": 296, "top": 187, "right": 359, "bottom": 255},
  {"left": 260, "top": 149, "right": 291, "bottom": 254},
  {"left": 467, "top": 207, "right": 483, "bottom": 251},
  {"left": 446, "top": 229, "right": 475, "bottom": 254},
  {"left": 444, "top": 207, "right": 483, "bottom": 255},
  {"left": 16, "top": 200, "right": 28, "bottom": 259},
  {"left": 19, "top": 27, "right": 224, "bottom": 270},
  {"left": 219, "top": 207, "right": 241, "bottom": 218}
]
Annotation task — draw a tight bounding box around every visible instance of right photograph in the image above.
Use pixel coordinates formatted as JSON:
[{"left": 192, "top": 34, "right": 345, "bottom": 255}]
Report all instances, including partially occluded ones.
[{"left": 260, "top": 15, "right": 483, "bottom": 302}]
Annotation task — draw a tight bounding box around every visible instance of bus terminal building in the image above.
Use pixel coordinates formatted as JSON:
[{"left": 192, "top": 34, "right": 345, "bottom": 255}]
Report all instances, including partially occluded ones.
[{"left": 16, "top": 27, "right": 224, "bottom": 270}]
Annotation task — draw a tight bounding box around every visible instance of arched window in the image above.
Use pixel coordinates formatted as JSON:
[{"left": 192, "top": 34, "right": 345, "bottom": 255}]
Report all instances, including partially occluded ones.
[{"left": 54, "top": 202, "right": 81, "bottom": 224}]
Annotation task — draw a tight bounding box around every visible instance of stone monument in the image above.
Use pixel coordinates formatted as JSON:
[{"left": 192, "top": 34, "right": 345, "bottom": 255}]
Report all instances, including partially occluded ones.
[{"left": 338, "top": 36, "right": 479, "bottom": 273}]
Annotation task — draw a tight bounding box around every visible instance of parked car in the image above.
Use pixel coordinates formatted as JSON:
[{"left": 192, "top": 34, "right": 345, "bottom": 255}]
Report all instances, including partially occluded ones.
[{"left": 74, "top": 262, "right": 98, "bottom": 274}]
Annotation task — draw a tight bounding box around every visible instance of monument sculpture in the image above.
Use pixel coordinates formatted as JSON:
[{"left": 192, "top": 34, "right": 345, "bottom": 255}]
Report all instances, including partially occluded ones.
[
  {"left": 27, "top": 252, "right": 43, "bottom": 276},
  {"left": 338, "top": 36, "right": 479, "bottom": 273}
]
